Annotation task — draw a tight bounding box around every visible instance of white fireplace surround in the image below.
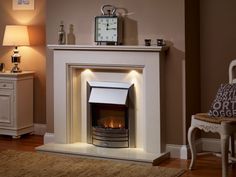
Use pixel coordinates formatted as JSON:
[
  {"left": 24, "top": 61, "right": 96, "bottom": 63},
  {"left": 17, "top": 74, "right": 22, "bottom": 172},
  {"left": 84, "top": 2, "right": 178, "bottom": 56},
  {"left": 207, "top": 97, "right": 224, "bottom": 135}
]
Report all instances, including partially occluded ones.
[{"left": 39, "top": 45, "right": 168, "bottom": 162}]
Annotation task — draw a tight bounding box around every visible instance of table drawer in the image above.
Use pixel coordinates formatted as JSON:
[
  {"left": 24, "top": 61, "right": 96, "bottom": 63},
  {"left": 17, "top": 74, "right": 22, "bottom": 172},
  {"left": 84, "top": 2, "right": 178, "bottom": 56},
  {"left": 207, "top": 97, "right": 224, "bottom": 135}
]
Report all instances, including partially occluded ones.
[{"left": 0, "top": 82, "right": 14, "bottom": 89}]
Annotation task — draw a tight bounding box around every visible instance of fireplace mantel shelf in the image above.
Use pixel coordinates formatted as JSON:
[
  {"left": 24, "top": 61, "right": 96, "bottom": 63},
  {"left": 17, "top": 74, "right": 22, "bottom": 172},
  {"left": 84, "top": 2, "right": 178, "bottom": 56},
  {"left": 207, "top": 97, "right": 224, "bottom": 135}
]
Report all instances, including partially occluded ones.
[{"left": 48, "top": 44, "right": 168, "bottom": 52}]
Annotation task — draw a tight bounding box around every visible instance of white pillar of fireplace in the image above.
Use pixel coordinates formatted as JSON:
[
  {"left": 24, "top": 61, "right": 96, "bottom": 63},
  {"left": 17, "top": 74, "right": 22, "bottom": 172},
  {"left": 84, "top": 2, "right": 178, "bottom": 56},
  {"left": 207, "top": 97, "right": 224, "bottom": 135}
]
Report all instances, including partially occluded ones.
[{"left": 49, "top": 45, "right": 167, "bottom": 155}]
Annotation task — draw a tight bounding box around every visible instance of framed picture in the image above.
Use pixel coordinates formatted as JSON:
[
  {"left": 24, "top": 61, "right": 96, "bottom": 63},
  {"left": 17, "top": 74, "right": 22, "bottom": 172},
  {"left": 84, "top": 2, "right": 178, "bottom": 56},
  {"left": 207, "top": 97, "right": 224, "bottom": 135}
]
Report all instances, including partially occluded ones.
[{"left": 12, "top": 0, "right": 34, "bottom": 10}]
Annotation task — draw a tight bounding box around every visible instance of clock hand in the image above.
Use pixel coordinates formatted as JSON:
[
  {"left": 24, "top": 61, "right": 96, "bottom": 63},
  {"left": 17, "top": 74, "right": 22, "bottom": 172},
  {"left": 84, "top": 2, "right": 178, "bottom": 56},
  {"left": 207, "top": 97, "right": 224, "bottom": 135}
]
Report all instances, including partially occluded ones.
[{"left": 107, "top": 28, "right": 116, "bottom": 30}]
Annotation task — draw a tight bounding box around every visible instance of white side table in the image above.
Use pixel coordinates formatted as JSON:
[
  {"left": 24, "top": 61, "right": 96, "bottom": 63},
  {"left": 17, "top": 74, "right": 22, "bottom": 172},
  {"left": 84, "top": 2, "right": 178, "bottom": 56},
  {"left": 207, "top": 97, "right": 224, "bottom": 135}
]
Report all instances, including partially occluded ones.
[{"left": 0, "top": 71, "right": 34, "bottom": 138}]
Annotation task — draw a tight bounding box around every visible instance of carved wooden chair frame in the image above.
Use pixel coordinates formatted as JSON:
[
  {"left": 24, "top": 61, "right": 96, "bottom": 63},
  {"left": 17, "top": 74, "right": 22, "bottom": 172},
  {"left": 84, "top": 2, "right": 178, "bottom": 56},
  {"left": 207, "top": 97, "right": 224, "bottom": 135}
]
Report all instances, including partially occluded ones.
[{"left": 188, "top": 59, "right": 236, "bottom": 177}]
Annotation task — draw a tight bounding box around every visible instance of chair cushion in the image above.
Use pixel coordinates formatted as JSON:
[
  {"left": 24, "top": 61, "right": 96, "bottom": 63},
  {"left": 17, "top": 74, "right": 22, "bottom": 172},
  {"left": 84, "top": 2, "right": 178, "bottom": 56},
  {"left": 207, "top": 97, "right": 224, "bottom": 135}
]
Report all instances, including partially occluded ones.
[
  {"left": 194, "top": 113, "right": 236, "bottom": 124},
  {"left": 208, "top": 83, "right": 236, "bottom": 117}
]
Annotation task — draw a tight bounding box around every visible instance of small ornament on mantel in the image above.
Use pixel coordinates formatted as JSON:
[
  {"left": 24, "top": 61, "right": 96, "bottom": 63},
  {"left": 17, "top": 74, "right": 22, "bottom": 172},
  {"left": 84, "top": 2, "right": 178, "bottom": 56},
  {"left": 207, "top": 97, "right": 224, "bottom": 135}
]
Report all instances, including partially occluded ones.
[
  {"left": 58, "top": 21, "right": 66, "bottom": 45},
  {"left": 67, "top": 24, "right": 76, "bottom": 45}
]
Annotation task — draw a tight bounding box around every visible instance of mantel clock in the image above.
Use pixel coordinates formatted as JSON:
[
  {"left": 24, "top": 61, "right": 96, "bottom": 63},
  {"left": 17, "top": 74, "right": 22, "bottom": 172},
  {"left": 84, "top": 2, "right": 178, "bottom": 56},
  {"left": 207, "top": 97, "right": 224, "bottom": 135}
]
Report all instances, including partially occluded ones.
[{"left": 95, "top": 5, "right": 123, "bottom": 45}]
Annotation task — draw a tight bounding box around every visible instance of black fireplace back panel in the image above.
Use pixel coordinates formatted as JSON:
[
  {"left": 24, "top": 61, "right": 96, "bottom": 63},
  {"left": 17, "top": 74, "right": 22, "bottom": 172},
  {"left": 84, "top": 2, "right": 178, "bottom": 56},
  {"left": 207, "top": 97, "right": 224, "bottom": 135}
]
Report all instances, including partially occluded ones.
[{"left": 92, "top": 104, "right": 128, "bottom": 128}]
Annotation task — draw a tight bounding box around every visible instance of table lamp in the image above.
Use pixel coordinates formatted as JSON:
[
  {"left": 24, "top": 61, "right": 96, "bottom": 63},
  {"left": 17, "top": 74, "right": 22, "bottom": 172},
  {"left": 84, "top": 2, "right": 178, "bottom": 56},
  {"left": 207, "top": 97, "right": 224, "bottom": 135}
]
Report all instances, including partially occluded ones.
[{"left": 2, "top": 25, "right": 29, "bottom": 73}]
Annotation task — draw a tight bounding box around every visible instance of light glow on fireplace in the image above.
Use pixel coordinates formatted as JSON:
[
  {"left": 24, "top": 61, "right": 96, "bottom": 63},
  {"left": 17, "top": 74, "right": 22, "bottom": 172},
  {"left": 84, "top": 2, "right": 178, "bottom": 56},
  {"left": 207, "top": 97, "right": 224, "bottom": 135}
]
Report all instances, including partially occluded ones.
[
  {"left": 83, "top": 69, "right": 93, "bottom": 75},
  {"left": 126, "top": 70, "right": 139, "bottom": 84},
  {"left": 81, "top": 69, "right": 95, "bottom": 84},
  {"left": 129, "top": 70, "right": 139, "bottom": 75}
]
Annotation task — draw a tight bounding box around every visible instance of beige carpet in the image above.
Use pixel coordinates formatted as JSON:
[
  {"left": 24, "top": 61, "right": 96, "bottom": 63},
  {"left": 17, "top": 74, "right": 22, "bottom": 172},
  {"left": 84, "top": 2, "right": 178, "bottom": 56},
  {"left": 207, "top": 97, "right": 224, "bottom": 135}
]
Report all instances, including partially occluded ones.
[{"left": 0, "top": 150, "right": 185, "bottom": 177}]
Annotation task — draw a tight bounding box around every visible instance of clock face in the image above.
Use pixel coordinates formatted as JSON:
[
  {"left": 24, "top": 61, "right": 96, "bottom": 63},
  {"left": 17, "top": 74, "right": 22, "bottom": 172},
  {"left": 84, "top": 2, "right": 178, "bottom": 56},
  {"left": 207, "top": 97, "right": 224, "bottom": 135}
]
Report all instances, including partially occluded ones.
[{"left": 95, "top": 17, "right": 118, "bottom": 42}]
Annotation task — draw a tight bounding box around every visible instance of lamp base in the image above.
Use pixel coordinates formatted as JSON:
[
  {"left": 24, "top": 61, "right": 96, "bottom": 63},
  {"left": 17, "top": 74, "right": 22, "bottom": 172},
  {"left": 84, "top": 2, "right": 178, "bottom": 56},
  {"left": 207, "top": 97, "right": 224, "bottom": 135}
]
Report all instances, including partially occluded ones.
[
  {"left": 11, "top": 64, "right": 21, "bottom": 73},
  {"left": 11, "top": 47, "right": 22, "bottom": 73}
]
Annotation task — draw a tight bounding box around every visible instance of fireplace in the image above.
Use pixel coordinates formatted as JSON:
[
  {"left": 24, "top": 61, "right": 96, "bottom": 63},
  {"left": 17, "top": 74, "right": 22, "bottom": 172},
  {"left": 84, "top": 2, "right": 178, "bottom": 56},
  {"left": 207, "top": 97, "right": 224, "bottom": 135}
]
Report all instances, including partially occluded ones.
[
  {"left": 87, "top": 81, "right": 135, "bottom": 148},
  {"left": 38, "top": 45, "right": 168, "bottom": 163}
]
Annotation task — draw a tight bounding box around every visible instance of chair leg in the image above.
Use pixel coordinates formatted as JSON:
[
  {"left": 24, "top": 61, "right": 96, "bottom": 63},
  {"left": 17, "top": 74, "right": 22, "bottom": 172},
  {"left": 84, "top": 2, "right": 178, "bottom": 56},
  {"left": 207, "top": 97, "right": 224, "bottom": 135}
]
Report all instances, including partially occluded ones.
[
  {"left": 221, "top": 134, "right": 230, "bottom": 177},
  {"left": 230, "top": 134, "right": 235, "bottom": 158},
  {"left": 188, "top": 126, "right": 198, "bottom": 170}
]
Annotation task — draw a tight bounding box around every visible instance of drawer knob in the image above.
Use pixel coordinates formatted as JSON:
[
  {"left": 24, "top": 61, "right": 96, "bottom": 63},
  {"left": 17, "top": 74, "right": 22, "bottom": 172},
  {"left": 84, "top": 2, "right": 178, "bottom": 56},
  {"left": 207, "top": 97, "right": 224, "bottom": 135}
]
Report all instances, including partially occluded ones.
[{"left": 3, "top": 84, "right": 6, "bottom": 87}]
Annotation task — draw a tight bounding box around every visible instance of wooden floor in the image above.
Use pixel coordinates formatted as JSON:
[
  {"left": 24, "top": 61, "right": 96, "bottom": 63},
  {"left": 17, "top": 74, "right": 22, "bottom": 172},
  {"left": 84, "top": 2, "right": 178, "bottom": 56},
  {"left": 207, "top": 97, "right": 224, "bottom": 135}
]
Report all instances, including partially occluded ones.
[{"left": 0, "top": 134, "right": 235, "bottom": 177}]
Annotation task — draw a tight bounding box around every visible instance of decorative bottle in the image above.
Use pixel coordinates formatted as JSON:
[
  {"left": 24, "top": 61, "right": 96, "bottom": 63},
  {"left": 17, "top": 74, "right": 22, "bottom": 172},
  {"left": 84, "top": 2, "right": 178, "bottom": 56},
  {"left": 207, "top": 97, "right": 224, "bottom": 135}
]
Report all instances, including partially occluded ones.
[
  {"left": 58, "top": 21, "right": 66, "bottom": 45},
  {"left": 67, "top": 24, "right": 76, "bottom": 45}
]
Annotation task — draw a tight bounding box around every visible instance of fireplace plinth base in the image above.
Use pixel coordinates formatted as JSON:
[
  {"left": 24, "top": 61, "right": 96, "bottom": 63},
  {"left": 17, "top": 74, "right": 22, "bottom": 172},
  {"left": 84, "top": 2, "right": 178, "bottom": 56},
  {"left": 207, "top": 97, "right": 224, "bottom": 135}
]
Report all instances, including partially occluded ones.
[{"left": 36, "top": 142, "right": 170, "bottom": 165}]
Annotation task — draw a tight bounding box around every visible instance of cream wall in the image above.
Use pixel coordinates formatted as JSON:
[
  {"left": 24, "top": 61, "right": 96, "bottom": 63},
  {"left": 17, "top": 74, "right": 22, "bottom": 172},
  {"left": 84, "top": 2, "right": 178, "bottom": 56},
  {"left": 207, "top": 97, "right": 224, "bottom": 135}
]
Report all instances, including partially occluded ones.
[
  {"left": 46, "top": 0, "right": 188, "bottom": 145},
  {"left": 0, "top": 0, "right": 46, "bottom": 124}
]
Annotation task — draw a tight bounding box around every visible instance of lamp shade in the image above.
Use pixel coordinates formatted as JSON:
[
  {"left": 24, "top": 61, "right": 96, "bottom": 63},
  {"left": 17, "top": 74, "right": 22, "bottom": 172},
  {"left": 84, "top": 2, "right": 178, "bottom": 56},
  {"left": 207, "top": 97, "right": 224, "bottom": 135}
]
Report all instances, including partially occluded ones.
[{"left": 2, "top": 25, "right": 29, "bottom": 46}]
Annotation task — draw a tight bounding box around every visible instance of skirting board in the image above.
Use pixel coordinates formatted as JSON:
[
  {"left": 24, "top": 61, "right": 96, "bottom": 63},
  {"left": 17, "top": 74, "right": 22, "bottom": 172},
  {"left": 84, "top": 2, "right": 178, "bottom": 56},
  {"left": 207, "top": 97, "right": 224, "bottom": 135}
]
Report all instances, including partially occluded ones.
[
  {"left": 167, "top": 138, "right": 236, "bottom": 159},
  {"left": 43, "top": 132, "right": 55, "bottom": 144},
  {"left": 166, "top": 139, "right": 202, "bottom": 159},
  {"left": 33, "top": 124, "right": 47, "bottom": 135}
]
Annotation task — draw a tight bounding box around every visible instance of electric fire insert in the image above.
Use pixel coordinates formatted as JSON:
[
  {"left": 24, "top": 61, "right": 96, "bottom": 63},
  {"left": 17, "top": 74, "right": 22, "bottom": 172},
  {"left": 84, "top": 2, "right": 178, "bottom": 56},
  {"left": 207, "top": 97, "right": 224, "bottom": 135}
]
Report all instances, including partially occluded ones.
[{"left": 87, "top": 81, "right": 135, "bottom": 148}]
